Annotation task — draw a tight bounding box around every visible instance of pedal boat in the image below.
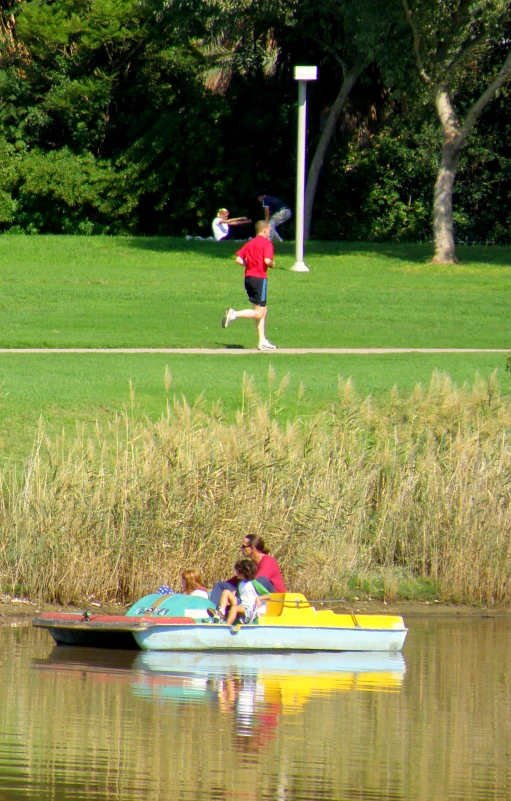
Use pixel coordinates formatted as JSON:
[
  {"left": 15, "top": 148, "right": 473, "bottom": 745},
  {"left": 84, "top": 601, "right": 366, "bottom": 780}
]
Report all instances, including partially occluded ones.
[{"left": 33, "top": 592, "right": 407, "bottom": 652}]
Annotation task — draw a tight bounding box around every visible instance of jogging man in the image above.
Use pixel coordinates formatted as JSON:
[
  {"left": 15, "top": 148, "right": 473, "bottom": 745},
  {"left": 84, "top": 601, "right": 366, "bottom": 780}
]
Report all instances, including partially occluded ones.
[{"left": 221, "top": 220, "right": 277, "bottom": 351}]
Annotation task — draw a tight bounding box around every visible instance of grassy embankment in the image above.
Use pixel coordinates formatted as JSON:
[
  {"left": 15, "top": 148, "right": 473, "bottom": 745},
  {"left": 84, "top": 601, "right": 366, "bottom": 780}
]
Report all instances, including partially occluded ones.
[{"left": 0, "top": 235, "right": 510, "bottom": 605}]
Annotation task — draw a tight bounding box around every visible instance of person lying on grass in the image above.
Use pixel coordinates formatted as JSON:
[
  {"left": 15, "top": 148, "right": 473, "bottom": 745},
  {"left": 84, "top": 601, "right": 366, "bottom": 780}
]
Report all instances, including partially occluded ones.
[{"left": 210, "top": 558, "right": 270, "bottom": 625}]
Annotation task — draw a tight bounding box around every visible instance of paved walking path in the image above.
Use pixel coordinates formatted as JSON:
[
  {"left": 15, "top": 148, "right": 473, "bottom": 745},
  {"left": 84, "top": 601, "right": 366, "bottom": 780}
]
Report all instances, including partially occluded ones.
[{"left": 0, "top": 348, "right": 507, "bottom": 355}]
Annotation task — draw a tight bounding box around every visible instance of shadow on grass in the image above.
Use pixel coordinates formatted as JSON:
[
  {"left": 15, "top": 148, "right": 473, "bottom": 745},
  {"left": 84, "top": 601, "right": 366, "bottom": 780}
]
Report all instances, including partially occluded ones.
[
  {"left": 125, "top": 237, "right": 432, "bottom": 262},
  {"left": 125, "top": 236, "right": 511, "bottom": 266}
]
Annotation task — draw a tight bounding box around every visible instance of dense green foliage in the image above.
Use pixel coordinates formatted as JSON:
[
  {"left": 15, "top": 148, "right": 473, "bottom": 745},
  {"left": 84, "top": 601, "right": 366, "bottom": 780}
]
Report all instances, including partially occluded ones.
[{"left": 0, "top": 0, "right": 510, "bottom": 240}]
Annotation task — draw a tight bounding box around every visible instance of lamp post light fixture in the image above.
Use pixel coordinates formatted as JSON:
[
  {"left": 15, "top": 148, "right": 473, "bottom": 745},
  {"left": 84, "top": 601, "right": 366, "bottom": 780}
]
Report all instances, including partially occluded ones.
[{"left": 291, "top": 65, "right": 317, "bottom": 273}]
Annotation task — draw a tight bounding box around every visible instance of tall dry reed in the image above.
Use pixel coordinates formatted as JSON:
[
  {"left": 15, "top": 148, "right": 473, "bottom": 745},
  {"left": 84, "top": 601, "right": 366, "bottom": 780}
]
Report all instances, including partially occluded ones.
[{"left": 0, "top": 369, "right": 510, "bottom": 605}]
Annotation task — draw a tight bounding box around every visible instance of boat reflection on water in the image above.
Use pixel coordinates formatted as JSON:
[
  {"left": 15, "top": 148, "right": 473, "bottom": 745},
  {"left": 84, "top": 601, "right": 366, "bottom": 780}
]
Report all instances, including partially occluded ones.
[
  {"left": 36, "top": 648, "right": 406, "bottom": 703},
  {"left": 132, "top": 652, "right": 406, "bottom": 759},
  {"left": 35, "top": 649, "right": 405, "bottom": 759},
  {"left": 132, "top": 651, "right": 406, "bottom": 706}
]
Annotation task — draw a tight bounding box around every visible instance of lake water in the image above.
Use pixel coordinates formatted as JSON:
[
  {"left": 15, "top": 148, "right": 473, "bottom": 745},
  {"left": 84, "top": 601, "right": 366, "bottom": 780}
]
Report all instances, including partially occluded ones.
[{"left": 0, "top": 615, "right": 509, "bottom": 801}]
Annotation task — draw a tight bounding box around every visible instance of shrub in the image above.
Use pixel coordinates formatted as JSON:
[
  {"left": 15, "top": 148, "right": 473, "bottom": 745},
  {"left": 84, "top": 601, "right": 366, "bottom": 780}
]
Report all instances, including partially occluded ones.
[{"left": 0, "top": 371, "right": 510, "bottom": 606}]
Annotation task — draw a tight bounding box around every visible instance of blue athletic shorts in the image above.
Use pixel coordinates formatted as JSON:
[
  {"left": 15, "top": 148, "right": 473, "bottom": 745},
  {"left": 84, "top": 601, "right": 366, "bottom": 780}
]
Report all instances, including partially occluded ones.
[{"left": 244, "top": 277, "right": 267, "bottom": 307}]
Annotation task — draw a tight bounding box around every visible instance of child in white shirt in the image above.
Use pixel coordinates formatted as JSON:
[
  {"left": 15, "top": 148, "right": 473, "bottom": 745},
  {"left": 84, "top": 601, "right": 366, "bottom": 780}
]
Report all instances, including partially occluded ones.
[{"left": 214, "top": 559, "right": 270, "bottom": 624}]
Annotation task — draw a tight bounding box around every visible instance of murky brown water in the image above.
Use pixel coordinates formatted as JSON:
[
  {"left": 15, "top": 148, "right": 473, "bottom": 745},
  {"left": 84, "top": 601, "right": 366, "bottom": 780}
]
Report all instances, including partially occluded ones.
[{"left": 0, "top": 616, "right": 509, "bottom": 800}]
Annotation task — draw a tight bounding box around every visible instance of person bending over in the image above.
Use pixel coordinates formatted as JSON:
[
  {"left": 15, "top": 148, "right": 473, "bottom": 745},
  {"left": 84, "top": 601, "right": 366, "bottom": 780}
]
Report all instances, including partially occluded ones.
[{"left": 256, "top": 193, "right": 292, "bottom": 242}]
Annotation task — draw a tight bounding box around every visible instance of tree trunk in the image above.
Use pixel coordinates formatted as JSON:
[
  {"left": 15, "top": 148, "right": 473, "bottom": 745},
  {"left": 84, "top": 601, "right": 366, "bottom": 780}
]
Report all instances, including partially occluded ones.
[
  {"left": 430, "top": 84, "right": 463, "bottom": 264},
  {"left": 401, "top": 0, "right": 511, "bottom": 265},
  {"left": 430, "top": 52, "right": 511, "bottom": 264},
  {"left": 0, "top": 11, "right": 16, "bottom": 64},
  {"left": 304, "top": 62, "right": 363, "bottom": 240},
  {"left": 431, "top": 141, "right": 460, "bottom": 264}
]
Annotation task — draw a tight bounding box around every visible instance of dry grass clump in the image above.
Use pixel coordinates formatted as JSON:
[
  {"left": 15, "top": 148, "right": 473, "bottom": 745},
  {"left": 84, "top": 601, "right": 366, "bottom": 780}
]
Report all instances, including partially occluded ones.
[{"left": 0, "top": 369, "right": 510, "bottom": 605}]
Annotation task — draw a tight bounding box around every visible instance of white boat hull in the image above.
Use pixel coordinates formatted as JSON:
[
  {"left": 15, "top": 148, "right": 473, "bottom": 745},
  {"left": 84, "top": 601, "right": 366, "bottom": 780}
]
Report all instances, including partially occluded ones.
[{"left": 133, "top": 622, "right": 407, "bottom": 652}]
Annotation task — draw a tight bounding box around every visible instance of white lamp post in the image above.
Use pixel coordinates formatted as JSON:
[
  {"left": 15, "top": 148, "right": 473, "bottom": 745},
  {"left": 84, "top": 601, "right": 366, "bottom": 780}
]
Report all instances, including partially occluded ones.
[{"left": 291, "top": 65, "right": 317, "bottom": 272}]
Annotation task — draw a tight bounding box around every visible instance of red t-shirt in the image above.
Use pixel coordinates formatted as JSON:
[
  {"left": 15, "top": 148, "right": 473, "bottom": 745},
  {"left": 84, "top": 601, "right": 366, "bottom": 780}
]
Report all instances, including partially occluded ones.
[
  {"left": 226, "top": 554, "right": 287, "bottom": 593},
  {"left": 237, "top": 235, "right": 274, "bottom": 279},
  {"left": 255, "top": 554, "right": 286, "bottom": 592}
]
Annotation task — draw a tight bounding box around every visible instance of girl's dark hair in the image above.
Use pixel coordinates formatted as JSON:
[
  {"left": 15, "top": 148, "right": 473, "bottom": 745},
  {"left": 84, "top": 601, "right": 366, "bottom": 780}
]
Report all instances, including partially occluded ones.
[
  {"left": 245, "top": 534, "right": 269, "bottom": 554},
  {"left": 234, "top": 558, "right": 257, "bottom": 581}
]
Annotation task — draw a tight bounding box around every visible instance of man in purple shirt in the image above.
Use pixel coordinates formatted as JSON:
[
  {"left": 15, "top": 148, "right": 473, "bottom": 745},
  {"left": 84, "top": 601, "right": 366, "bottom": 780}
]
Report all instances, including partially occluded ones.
[{"left": 256, "top": 193, "right": 292, "bottom": 242}]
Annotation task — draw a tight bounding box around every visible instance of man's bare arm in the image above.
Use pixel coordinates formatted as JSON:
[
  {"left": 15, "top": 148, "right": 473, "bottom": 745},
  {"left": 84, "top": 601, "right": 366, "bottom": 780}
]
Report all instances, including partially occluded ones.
[{"left": 227, "top": 217, "right": 251, "bottom": 225}]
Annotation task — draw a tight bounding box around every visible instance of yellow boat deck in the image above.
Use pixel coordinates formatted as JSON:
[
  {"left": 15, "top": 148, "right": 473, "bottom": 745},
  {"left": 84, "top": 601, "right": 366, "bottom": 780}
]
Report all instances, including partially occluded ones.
[{"left": 260, "top": 593, "right": 406, "bottom": 630}]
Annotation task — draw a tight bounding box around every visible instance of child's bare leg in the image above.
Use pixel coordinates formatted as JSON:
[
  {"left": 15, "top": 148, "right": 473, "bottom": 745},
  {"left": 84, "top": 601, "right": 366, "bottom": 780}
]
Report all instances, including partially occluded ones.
[
  {"left": 226, "top": 604, "right": 244, "bottom": 625},
  {"left": 219, "top": 589, "right": 236, "bottom": 617}
]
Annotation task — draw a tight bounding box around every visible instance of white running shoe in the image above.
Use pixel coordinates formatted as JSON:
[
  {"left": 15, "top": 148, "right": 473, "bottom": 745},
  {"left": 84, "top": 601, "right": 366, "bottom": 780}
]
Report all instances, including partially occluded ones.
[
  {"left": 222, "top": 308, "right": 236, "bottom": 328},
  {"left": 258, "top": 340, "right": 277, "bottom": 351}
]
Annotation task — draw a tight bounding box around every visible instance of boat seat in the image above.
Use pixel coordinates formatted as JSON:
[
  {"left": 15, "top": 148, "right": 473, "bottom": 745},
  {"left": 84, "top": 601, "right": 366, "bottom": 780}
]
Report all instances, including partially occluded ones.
[{"left": 265, "top": 593, "right": 312, "bottom": 618}]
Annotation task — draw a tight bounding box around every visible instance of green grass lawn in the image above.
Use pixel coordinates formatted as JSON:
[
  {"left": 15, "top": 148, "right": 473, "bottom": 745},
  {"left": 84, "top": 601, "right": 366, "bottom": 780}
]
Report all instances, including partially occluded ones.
[
  {"left": 1, "top": 350, "right": 509, "bottom": 464},
  {"left": 0, "top": 236, "right": 509, "bottom": 348},
  {"left": 0, "top": 235, "right": 509, "bottom": 461}
]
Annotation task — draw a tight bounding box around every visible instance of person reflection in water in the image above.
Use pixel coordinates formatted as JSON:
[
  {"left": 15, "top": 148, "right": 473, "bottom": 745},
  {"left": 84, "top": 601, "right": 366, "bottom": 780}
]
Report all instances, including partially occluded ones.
[{"left": 216, "top": 672, "right": 281, "bottom": 761}]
